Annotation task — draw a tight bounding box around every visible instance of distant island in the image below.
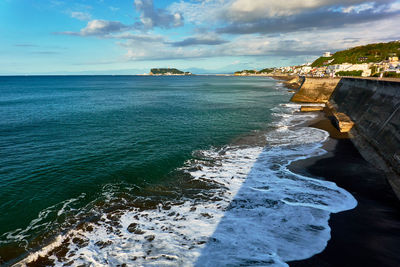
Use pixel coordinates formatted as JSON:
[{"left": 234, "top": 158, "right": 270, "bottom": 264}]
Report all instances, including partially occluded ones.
[{"left": 149, "top": 68, "right": 193, "bottom": 76}]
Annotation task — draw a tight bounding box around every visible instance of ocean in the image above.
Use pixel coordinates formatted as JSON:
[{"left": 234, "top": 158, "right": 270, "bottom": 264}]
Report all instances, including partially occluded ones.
[{"left": 0, "top": 75, "right": 356, "bottom": 266}]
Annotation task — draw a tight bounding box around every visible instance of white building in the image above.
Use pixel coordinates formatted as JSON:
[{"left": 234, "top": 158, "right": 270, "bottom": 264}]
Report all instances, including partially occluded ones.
[
  {"left": 323, "top": 52, "right": 332, "bottom": 57},
  {"left": 300, "top": 66, "right": 312, "bottom": 75},
  {"left": 327, "top": 63, "right": 371, "bottom": 77},
  {"left": 280, "top": 66, "right": 293, "bottom": 72}
]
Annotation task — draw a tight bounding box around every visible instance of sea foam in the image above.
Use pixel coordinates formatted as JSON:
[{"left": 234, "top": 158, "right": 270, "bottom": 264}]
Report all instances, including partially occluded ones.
[{"left": 16, "top": 102, "right": 357, "bottom": 267}]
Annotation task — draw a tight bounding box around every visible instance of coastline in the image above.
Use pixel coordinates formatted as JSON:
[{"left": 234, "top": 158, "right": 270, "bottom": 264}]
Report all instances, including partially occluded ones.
[
  {"left": 288, "top": 111, "right": 400, "bottom": 266},
  {"left": 6, "top": 75, "right": 399, "bottom": 266},
  {"left": 273, "top": 76, "right": 400, "bottom": 266},
  {"left": 11, "top": 76, "right": 358, "bottom": 266}
]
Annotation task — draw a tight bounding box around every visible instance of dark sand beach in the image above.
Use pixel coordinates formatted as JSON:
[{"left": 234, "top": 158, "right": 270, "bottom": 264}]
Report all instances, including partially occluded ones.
[{"left": 289, "top": 114, "right": 400, "bottom": 267}]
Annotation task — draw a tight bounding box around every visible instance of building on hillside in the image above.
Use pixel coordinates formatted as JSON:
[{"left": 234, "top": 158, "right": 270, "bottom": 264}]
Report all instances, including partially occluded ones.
[
  {"left": 358, "top": 57, "right": 368, "bottom": 62},
  {"left": 389, "top": 61, "right": 399, "bottom": 69},
  {"left": 374, "top": 61, "right": 390, "bottom": 73},
  {"left": 311, "top": 67, "right": 328, "bottom": 77},
  {"left": 387, "top": 60, "right": 400, "bottom": 72},
  {"left": 326, "top": 63, "right": 371, "bottom": 77},
  {"left": 279, "top": 66, "right": 293, "bottom": 73},
  {"left": 323, "top": 52, "right": 332, "bottom": 57},
  {"left": 299, "top": 66, "right": 312, "bottom": 75}
]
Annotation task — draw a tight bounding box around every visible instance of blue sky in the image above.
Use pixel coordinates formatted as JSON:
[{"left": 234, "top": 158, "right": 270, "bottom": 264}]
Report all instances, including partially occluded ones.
[{"left": 1, "top": 0, "right": 400, "bottom": 74}]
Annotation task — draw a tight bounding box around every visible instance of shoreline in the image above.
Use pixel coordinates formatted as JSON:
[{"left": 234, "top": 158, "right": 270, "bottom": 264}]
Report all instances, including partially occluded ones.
[
  {"left": 10, "top": 77, "right": 353, "bottom": 266},
  {"left": 288, "top": 112, "right": 400, "bottom": 266},
  {"left": 7, "top": 76, "right": 399, "bottom": 266}
]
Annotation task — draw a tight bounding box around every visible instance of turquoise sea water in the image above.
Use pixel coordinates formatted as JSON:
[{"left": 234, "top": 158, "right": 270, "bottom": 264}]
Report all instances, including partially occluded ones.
[
  {"left": 0, "top": 75, "right": 357, "bottom": 266},
  {"left": 0, "top": 76, "right": 285, "bottom": 261}
]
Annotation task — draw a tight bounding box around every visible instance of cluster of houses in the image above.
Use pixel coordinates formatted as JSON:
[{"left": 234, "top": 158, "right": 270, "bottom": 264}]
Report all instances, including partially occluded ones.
[{"left": 274, "top": 52, "right": 400, "bottom": 77}]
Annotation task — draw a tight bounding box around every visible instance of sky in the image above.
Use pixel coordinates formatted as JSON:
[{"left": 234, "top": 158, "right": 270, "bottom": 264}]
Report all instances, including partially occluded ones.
[{"left": 1, "top": 0, "right": 400, "bottom": 74}]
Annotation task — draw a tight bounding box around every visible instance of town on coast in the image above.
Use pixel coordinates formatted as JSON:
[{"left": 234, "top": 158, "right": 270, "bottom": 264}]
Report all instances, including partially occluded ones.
[{"left": 234, "top": 41, "right": 400, "bottom": 79}]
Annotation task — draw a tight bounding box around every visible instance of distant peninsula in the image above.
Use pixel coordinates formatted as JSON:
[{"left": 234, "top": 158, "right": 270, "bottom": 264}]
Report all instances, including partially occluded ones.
[
  {"left": 149, "top": 68, "right": 193, "bottom": 76},
  {"left": 234, "top": 68, "right": 274, "bottom": 76}
]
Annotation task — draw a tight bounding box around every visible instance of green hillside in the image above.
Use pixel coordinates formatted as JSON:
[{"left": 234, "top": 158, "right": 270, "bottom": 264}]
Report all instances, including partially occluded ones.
[
  {"left": 234, "top": 68, "right": 274, "bottom": 75},
  {"left": 150, "top": 68, "right": 188, "bottom": 75},
  {"left": 312, "top": 41, "right": 400, "bottom": 67},
  {"left": 259, "top": 68, "right": 274, "bottom": 74},
  {"left": 234, "top": 70, "right": 258, "bottom": 74}
]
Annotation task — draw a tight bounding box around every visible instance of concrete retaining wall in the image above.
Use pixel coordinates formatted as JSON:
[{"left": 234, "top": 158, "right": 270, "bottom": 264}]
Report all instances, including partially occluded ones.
[
  {"left": 330, "top": 78, "right": 400, "bottom": 197},
  {"left": 290, "top": 77, "right": 400, "bottom": 197},
  {"left": 290, "top": 78, "right": 340, "bottom": 103}
]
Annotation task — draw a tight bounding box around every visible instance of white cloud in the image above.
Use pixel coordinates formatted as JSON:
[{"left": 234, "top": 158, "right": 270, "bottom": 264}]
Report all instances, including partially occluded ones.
[
  {"left": 389, "top": 0, "right": 400, "bottom": 10},
  {"left": 168, "top": 0, "right": 225, "bottom": 25},
  {"left": 54, "top": 0, "right": 400, "bottom": 70},
  {"left": 60, "top": 20, "right": 130, "bottom": 36},
  {"left": 342, "top": 2, "right": 377, "bottom": 13},
  {"left": 169, "top": 33, "right": 228, "bottom": 47},
  {"left": 171, "top": 0, "right": 396, "bottom": 26},
  {"left": 226, "top": 0, "right": 373, "bottom": 21},
  {"left": 134, "top": 0, "right": 184, "bottom": 29},
  {"left": 117, "top": 13, "right": 400, "bottom": 61},
  {"left": 81, "top": 20, "right": 128, "bottom": 35},
  {"left": 70, "top": 11, "right": 91, "bottom": 21},
  {"left": 112, "top": 33, "right": 164, "bottom": 42}
]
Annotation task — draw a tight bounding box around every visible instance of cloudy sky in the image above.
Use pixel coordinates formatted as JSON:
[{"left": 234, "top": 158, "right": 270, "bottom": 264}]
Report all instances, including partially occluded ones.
[{"left": 1, "top": 0, "right": 400, "bottom": 74}]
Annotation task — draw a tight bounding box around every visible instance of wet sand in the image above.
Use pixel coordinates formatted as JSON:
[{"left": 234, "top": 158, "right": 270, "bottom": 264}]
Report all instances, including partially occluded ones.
[{"left": 289, "top": 116, "right": 400, "bottom": 267}]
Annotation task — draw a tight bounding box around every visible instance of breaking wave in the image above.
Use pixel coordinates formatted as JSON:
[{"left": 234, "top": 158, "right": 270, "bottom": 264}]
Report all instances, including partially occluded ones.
[{"left": 14, "top": 102, "right": 357, "bottom": 266}]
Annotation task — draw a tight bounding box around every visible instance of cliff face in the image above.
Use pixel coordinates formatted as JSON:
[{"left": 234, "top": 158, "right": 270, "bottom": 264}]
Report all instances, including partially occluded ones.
[
  {"left": 290, "top": 78, "right": 340, "bottom": 103},
  {"left": 330, "top": 78, "right": 400, "bottom": 197}
]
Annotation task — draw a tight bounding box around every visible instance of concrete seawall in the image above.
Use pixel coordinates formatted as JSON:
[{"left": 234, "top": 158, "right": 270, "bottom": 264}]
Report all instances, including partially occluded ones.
[
  {"left": 291, "top": 77, "right": 400, "bottom": 198},
  {"left": 330, "top": 78, "right": 400, "bottom": 197},
  {"left": 291, "top": 78, "right": 340, "bottom": 103}
]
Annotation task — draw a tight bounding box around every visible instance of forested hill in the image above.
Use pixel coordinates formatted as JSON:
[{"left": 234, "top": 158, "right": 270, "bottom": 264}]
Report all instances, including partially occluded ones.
[
  {"left": 312, "top": 41, "right": 400, "bottom": 67},
  {"left": 150, "top": 68, "right": 192, "bottom": 75}
]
